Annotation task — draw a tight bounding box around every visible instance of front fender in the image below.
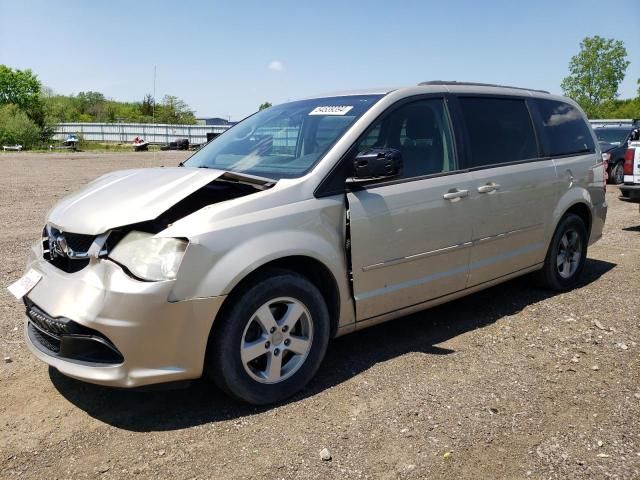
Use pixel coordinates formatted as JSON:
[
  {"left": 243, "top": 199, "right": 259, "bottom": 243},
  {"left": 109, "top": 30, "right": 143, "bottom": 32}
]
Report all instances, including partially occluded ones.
[
  {"left": 166, "top": 197, "right": 355, "bottom": 329},
  {"left": 203, "top": 230, "right": 347, "bottom": 298}
]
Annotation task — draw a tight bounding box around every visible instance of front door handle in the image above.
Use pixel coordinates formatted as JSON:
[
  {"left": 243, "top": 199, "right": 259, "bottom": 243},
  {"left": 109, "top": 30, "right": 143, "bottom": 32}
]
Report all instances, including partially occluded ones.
[
  {"left": 443, "top": 188, "right": 469, "bottom": 200},
  {"left": 477, "top": 182, "right": 501, "bottom": 193}
]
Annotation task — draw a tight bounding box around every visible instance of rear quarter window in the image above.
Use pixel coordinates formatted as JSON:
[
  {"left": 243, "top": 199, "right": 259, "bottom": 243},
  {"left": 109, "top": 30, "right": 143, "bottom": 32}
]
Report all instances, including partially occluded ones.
[{"left": 534, "top": 99, "right": 595, "bottom": 157}]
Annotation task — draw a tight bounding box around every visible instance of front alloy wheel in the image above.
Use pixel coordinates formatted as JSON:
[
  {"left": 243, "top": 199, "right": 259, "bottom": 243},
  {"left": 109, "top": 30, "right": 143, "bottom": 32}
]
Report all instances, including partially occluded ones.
[
  {"left": 207, "top": 270, "right": 330, "bottom": 405},
  {"left": 240, "top": 297, "right": 313, "bottom": 384}
]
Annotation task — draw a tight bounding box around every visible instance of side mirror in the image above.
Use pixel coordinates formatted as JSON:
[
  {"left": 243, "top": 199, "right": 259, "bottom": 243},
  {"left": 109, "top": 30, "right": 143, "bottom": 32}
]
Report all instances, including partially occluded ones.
[{"left": 348, "top": 148, "right": 402, "bottom": 183}]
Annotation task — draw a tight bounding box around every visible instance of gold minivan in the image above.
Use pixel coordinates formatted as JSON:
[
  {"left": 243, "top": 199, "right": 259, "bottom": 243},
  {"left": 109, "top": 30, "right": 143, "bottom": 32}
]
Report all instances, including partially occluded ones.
[{"left": 11, "top": 82, "right": 607, "bottom": 404}]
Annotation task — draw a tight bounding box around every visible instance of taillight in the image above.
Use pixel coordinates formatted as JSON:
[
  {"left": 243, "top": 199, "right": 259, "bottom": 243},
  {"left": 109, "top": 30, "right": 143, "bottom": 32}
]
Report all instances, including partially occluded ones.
[{"left": 624, "top": 148, "right": 635, "bottom": 175}]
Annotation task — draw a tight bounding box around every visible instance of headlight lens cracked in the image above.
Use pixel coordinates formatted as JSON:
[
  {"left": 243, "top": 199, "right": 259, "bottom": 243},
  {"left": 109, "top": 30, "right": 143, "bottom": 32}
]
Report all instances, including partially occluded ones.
[{"left": 109, "top": 231, "right": 187, "bottom": 281}]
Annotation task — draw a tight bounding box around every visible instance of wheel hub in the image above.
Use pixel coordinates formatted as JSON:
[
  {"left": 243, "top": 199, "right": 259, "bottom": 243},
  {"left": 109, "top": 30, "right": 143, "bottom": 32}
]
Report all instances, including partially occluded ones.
[
  {"left": 271, "top": 330, "right": 284, "bottom": 345},
  {"left": 240, "top": 297, "right": 313, "bottom": 384},
  {"left": 556, "top": 229, "right": 582, "bottom": 279}
]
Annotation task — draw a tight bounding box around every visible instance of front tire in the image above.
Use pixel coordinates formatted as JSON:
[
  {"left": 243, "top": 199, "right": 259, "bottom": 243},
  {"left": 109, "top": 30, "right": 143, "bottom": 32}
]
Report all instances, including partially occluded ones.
[
  {"left": 535, "top": 213, "right": 588, "bottom": 291},
  {"left": 207, "top": 270, "right": 330, "bottom": 405}
]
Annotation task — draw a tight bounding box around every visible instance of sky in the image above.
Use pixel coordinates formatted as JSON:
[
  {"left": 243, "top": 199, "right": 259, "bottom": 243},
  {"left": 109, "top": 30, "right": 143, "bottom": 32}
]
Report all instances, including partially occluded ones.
[{"left": 1, "top": 0, "right": 638, "bottom": 120}]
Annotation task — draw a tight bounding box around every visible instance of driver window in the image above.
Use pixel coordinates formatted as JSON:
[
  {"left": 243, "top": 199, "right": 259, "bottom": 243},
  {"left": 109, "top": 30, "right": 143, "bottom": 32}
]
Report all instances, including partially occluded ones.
[{"left": 355, "top": 98, "right": 457, "bottom": 178}]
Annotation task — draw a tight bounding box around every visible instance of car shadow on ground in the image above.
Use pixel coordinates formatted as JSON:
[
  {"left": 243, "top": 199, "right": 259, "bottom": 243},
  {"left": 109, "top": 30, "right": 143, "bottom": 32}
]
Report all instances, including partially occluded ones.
[{"left": 50, "top": 258, "right": 616, "bottom": 432}]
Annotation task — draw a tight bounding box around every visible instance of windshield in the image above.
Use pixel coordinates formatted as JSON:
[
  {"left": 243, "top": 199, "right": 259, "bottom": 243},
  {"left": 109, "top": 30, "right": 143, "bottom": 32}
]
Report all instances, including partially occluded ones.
[
  {"left": 595, "top": 128, "right": 628, "bottom": 146},
  {"left": 184, "top": 95, "right": 383, "bottom": 179}
]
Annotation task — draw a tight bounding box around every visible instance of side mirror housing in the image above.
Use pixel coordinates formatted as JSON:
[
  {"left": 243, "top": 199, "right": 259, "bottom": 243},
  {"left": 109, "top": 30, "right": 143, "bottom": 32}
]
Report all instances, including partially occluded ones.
[{"left": 348, "top": 148, "right": 402, "bottom": 184}]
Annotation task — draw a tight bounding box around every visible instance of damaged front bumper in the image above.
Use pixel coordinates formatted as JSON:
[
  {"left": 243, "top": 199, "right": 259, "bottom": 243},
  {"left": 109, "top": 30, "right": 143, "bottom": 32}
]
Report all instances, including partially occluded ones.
[{"left": 23, "top": 244, "right": 225, "bottom": 388}]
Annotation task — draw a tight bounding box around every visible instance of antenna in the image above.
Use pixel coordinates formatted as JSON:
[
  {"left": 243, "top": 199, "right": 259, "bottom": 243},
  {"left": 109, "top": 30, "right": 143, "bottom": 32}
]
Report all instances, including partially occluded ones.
[
  {"left": 152, "top": 65, "right": 157, "bottom": 165},
  {"left": 152, "top": 65, "right": 157, "bottom": 125}
]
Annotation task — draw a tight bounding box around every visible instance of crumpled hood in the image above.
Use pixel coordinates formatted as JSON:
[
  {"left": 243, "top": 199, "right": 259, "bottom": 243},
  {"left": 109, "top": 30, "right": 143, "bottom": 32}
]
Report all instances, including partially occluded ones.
[{"left": 47, "top": 167, "right": 227, "bottom": 235}]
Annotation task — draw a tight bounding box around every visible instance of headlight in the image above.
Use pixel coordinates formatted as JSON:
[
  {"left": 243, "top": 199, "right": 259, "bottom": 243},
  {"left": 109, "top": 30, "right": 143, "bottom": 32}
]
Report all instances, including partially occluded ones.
[{"left": 109, "top": 231, "right": 187, "bottom": 281}]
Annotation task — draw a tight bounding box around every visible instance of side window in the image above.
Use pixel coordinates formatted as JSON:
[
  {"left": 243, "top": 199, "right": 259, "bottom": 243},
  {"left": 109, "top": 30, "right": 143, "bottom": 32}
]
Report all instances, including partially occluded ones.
[
  {"left": 358, "top": 124, "right": 381, "bottom": 149},
  {"left": 458, "top": 97, "right": 538, "bottom": 167},
  {"left": 535, "top": 99, "right": 595, "bottom": 156},
  {"left": 355, "top": 98, "right": 457, "bottom": 178}
]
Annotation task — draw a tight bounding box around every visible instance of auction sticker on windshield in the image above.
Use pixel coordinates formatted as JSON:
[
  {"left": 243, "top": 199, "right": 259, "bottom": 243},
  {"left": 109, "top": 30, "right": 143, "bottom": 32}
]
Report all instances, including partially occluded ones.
[
  {"left": 309, "top": 106, "right": 354, "bottom": 116},
  {"left": 7, "top": 269, "right": 42, "bottom": 300}
]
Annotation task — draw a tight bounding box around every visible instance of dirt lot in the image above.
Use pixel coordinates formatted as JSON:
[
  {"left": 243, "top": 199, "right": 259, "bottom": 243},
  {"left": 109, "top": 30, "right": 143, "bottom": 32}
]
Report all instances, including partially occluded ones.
[{"left": 1, "top": 151, "right": 639, "bottom": 479}]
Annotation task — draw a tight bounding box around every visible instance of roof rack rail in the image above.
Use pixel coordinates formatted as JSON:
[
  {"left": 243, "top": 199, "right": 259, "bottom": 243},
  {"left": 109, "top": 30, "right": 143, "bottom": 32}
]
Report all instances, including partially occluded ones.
[{"left": 418, "top": 80, "right": 550, "bottom": 94}]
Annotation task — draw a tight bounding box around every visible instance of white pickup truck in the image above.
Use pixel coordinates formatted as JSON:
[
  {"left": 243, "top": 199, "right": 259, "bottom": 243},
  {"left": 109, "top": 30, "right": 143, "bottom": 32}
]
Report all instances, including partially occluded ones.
[{"left": 620, "top": 134, "right": 640, "bottom": 206}]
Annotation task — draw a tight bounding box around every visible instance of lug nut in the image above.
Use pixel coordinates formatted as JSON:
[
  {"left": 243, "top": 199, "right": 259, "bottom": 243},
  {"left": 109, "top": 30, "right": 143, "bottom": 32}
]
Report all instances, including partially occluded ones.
[
  {"left": 270, "top": 327, "right": 276, "bottom": 333},
  {"left": 273, "top": 348, "right": 280, "bottom": 356},
  {"left": 282, "top": 325, "right": 289, "bottom": 332},
  {"left": 265, "top": 341, "right": 270, "bottom": 349},
  {"left": 284, "top": 339, "right": 290, "bottom": 346}
]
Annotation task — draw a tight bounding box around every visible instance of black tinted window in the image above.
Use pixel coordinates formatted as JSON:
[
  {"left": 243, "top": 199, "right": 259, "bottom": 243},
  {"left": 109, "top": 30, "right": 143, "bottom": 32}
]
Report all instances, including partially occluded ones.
[
  {"left": 535, "top": 99, "right": 595, "bottom": 156},
  {"left": 459, "top": 97, "right": 538, "bottom": 167},
  {"left": 356, "top": 99, "right": 457, "bottom": 178}
]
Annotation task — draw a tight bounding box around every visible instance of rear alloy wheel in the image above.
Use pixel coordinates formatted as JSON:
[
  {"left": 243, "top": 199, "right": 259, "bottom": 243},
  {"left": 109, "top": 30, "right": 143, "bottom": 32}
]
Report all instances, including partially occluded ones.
[
  {"left": 610, "top": 161, "right": 624, "bottom": 185},
  {"left": 207, "top": 270, "right": 330, "bottom": 405},
  {"left": 556, "top": 229, "right": 582, "bottom": 279},
  {"left": 535, "top": 213, "right": 588, "bottom": 291}
]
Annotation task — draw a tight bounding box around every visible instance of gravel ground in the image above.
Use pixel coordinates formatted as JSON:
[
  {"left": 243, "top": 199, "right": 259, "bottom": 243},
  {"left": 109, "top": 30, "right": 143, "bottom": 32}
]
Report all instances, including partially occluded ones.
[{"left": 1, "top": 151, "right": 639, "bottom": 480}]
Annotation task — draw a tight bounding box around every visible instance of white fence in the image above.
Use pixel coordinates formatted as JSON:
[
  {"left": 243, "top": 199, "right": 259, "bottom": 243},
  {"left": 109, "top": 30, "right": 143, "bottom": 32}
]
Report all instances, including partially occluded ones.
[{"left": 53, "top": 122, "right": 232, "bottom": 145}]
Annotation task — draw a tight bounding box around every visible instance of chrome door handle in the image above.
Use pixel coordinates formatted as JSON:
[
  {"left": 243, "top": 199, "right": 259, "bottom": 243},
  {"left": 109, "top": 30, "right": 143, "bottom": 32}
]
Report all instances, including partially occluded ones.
[
  {"left": 443, "top": 189, "right": 469, "bottom": 200},
  {"left": 477, "top": 182, "right": 501, "bottom": 193}
]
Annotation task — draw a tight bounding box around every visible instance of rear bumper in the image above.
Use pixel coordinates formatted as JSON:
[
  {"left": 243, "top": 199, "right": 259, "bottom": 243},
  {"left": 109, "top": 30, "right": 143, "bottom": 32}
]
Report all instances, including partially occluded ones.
[
  {"left": 23, "top": 249, "right": 225, "bottom": 388},
  {"left": 620, "top": 184, "right": 640, "bottom": 202}
]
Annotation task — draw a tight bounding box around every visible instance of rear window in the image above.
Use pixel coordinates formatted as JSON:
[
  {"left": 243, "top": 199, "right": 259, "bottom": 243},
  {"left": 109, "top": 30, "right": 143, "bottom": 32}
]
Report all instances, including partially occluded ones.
[
  {"left": 458, "top": 97, "right": 538, "bottom": 167},
  {"left": 535, "top": 99, "right": 595, "bottom": 156},
  {"left": 594, "top": 128, "right": 629, "bottom": 146}
]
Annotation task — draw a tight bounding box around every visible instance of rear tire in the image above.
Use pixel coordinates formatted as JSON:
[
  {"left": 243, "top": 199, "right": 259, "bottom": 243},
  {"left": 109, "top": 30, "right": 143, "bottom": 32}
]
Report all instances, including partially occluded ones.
[
  {"left": 206, "top": 270, "right": 330, "bottom": 405},
  {"left": 610, "top": 161, "right": 624, "bottom": 185},
  {"left": 534, "top": 213, "right": 588, "bottom": 291}
]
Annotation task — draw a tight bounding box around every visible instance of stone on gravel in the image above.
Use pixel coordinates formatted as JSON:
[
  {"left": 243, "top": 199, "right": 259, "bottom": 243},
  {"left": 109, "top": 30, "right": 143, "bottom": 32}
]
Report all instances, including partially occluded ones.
[
  {"left": 320, "top": 448, "right": 331, "bottom": 461},
  {"left": 3, "top": 357, "right": 12, "bottom": 363},
  {"left": 593, "top": 320, "right": 607, "bottom": 331}
]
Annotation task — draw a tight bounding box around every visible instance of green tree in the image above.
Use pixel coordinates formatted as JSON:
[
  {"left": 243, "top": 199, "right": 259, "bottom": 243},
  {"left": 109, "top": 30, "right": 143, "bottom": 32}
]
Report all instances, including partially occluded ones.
[
  {"left": 561, "top": 36, "right": 630, "bottom": 117},
  {"left": 0, "top": 65, "right": 41, "bottom": 112},
  {"left": 155, "top": 95, "right": 196, "bottom": 124},
  {"left": 0, "top": 104, "right": 41, "bottom": 148},
  {"left": 77, "top": 91, "right": 106, "bottom": 118},
  {"left": 140, "top": 94, "right": 154, "bottom": 117},
  {"left": 259, "top": 101, "right": 272, "bottom": 111}
]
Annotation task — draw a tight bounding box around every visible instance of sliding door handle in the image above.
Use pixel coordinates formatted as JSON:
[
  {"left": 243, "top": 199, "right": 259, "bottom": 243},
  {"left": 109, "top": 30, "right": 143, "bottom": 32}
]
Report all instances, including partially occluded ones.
[
  {"left": 443, "top": 189, "right": 469, "bottom": 200},
  {"left": 477, "top": 182, "right": 501, "bottom": 193}
]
